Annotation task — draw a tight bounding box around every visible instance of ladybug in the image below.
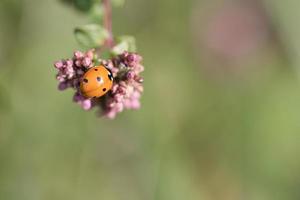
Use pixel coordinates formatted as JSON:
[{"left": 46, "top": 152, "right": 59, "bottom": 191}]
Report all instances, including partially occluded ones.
[{"left": 80, "top": 65, "right": 113, "bottom": 98}]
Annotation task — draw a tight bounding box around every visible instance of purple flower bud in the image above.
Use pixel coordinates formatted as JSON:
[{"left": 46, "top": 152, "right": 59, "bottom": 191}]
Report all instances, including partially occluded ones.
[
  {"left": 56, "top": 74, "right": 65, "bottom": 82},
  {"left": 66, "top": 59, "right": 73, "bottom": 67},
  {"left": 111, "top": 67, "right": 119, "bottom": 74},
  {"left": 127, "top": 54, "right": 135, "bottom": 63},
  {"left": 54, "top": 61, "right": 64, "bottom": 69},
  {"left": 74, "top": 51, "right": 84, "bottom": 59},
  {"left": 76, "top": 69, "right": 84, "bottom": 75},
  {"left": 121, "top": 52, "right": 143, "bottom": 68},
  {"left": 82, "top": 57, "right": 92, "bottom": 67},
  {"left": 75, "top": 60, "right": 82, "bottom": 67},
  {"left": 58, "top": 82, "right": 68, "bottom": 90},
  {"left": 66, "top": 65, "right": 74, "bottom": 72},
  {"left": 126, "top": 71, "right": 135, "bottom": 80},
  {"left": 119, "top": 81, "right": 127, "bottom": 88},
  {"left": 117, "top": 86, "right": 126, "bottom": 95},
  {"left": 114, "top": 94, "right": 124, "bottom": 103},
  {"left": 106, "top": 61, "right": 114, "bottom": 69},
  {"left": 73, "top": 92, "right": 84, "bottom": 102},
  {"left": 72, "top": 79, "right": 80, "bottom": 88},
  {"left": 111, "top": 84, "right": 119, "bottom": 93}
]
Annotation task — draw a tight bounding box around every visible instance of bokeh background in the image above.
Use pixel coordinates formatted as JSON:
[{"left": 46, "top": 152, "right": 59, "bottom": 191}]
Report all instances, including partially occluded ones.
[{"left": 1, "top": 0, "right": 300, "bottom": 199}]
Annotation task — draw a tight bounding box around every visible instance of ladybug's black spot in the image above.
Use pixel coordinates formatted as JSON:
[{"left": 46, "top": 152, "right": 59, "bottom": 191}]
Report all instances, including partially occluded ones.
[
  {"left": 102, "top": 88, "right": 107, "bottom": 92},
  {"left": 96, "top": 77, "right": 102, "bottom": 82},
  {"left": 83, "top": 78, "right": 88, "bottom": 83},
  {"left": 94, "top": 69, "right": 98, "bottom": 71}
]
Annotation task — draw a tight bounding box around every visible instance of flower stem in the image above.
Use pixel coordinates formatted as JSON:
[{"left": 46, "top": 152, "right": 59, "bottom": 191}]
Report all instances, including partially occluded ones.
[{"left": 102, "top": 0, "right": 114, "bottom": 48}]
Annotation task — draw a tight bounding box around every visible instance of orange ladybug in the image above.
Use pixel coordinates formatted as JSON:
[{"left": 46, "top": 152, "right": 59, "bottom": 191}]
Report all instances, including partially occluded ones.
[{"left": 80, "top": 65, "right": 113, "bottom": 98}]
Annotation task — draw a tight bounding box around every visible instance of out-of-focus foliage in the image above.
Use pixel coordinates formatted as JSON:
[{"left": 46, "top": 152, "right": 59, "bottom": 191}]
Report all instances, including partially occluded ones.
[
  {"left": 63, "top": 0, "right": 129, "bottom": 51},
  {"left": 111, "top": 0, "right": 125, "bottom": 7},
  {"left": 89, "top": 3, "right": 104, "bottom": 22},
  {"left": 61, "top": 0, "right": 125, "bottom": 13},
  {"left": 61, "top": 0, "right": 95, "bottom": 12},
  {"left": 111, "top": 36, "right": 136, "bottom": 55},
  {"left": 0, "top": 82, "right": 10, "bottom": 113},
  {"left": 74, "top": 24, "right": 109, "bottom": 48},
  {"left": 0, "top": 0, "right": 300, "bottom": 200}
]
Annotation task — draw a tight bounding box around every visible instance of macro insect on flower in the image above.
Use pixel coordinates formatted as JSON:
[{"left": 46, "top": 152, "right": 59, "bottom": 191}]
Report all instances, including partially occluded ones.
[{"left": 53, "top": 0, "right": 144, "bottom": 119}]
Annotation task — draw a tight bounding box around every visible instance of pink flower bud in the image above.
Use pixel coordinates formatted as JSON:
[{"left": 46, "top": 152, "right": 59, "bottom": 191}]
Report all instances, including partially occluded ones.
[
  {"left": 105, "top": 110, "right": 117, "bottom": 119},
  {"left": 66, "top": 59, "right": 73, "bottom": 67},
  {"left": 131, "top": 99, "right": 141, "bottom": 109},
  {"left": 82, "top": 57, "right": 92, "bottom": 67},
  {"left": 82, "top": 99, "right": 92, "bottom": 110},
  {"left": 54, "top": 61, "right": 64, "bottom": 69},
  {"left": 75, "top": 60, "right": 82, "bottom": 67},
  {"left": 74, "top": 51, "right": 84, "bottom": 59},
  {"left": 86, "top": 49, "right": 94, "bottom": 59}
]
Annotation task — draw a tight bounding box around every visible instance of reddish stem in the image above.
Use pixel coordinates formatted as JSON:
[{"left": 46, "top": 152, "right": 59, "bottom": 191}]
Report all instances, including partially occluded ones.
[{"left": 103, "top": 0, "right": 114, "bottom": 48}]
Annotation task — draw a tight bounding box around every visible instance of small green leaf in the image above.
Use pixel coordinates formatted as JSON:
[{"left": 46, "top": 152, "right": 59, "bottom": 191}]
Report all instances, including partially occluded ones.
[
  {"left": 74, "top": 0, "right": 93, "bottom": 12},
  {"left": 111, "top": 0, "right": 125, "bottom": 7},
  {"left": 111, "top": 35, "right": 136, "bottom": 55},
  {"left": 74, "top": 24, "right": 109, "bottom": 48},
  {"left": 61, "top": 0, "right": 94, "bottom": 12},
  {"left": 89, "top": 3, "right": 104, "bottom": 22}
]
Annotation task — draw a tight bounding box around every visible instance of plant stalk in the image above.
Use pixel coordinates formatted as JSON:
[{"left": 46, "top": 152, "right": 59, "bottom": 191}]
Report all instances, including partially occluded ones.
[{"left": 102, "top": 0, "right": 114, "bottom": 48}]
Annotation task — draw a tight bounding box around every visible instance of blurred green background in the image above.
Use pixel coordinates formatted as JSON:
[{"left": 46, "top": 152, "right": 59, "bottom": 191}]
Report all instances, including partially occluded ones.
[{"left": 1, "top": 0, "right": 300, "bottom": 199}]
